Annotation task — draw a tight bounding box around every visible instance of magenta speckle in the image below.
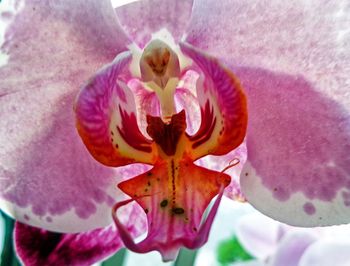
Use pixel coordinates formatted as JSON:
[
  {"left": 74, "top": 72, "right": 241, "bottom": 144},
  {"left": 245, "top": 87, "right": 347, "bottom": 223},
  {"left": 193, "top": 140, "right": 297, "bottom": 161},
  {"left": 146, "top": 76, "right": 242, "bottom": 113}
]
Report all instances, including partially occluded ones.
[
  {"left": 0, "top": 93, "right": 130, "bottom": 222},
  {"left": 303, "top": 202, "right": 316, "bottom": 215},
  {"left": 273, "top": 186, "right": 289, "bottom": 201},
  {"left": 24, "top": 214, "right": 30, "bottom": 221}
]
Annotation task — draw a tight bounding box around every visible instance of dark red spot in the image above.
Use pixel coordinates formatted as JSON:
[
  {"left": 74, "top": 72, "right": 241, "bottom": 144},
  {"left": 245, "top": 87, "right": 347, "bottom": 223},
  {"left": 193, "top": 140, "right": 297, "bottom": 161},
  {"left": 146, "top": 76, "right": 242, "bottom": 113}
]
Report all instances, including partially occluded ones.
[
  {"left": 172, "top": 207, "right": 185, "bottom": 215},
  {"left": 160, "top": 199, "right": 168, "bottom": 208}
]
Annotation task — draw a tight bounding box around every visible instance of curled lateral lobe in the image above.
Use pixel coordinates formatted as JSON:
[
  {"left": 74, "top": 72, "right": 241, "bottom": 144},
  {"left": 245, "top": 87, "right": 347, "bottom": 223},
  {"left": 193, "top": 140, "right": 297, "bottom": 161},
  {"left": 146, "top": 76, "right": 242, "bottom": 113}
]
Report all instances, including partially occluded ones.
[
  {"left": 112, "top": 110, "right": 231, "bottom": 261},
  {"left": 15, "top": 203, "right": 145, "bottom": 266},
  {"left": 75, "top": 51, "right": 156, "bottom": 167},
  {"left": 237, "top": 67, "right": 350, "bottom": 226},
  {"left": 179, "top": 42, "right": 248, "bottom": 160}
]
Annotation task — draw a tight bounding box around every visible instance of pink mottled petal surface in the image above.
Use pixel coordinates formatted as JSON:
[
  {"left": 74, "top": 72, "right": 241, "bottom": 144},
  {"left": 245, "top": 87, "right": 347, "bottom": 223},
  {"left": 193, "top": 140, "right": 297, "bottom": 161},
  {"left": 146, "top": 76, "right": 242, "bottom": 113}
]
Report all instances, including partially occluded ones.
[
  {"left": 0, "top": 0, "right": 138, "bottom": 232},
  {"left": 116, "top": 0, "right": 193, "bottom": 48},
  {"left": 299, "top": 241, "right": 350, "bottom": 266},
  {"left": 186, "top": 1, "right": 350, "bottom": 226},
  {"left": 15, "top": 203, "right": 146, "bottom": 266},
  {"left": 237, "top": 68, "right": 350, "bottom": 226},
  {"left": 186, "top": 0, "right": 349, "bottom": 91}
]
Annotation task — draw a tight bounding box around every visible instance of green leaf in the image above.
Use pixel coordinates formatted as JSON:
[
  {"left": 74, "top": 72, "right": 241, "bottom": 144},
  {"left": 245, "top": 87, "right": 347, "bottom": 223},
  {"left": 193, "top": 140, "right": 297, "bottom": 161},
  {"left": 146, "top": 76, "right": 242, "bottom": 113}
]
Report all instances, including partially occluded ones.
[
  {"left": 102, "top": 248, "right": 127, "bottom": 266},
  {"left": 0, "top": 212, "right": 21, "bottom": 266},
  {"left": 217, "top": 235, "right": 254, "bottom": 265},
  {"left": 173, "top": 248, "right": 197, "bottom": 266}
]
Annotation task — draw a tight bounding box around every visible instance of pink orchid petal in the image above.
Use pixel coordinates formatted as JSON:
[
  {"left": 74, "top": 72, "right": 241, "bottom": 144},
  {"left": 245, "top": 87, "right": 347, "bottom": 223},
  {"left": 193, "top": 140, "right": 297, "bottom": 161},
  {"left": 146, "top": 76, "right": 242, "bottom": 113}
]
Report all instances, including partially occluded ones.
[
  {"left": 186, "top": 1, "right": 349, "bottom": 86},
  {"left": 116, "top": 0, "right": 194, "bottom": 48},
  {"left": 236, "top": 68, "right": 350, "bottom": 226},
  {"left": 186, "top": 1, "right": 350, "bottom": 226},
  {"left": 0, "top": 0, "right": 137, "bottom": 232},
  {"left": 75, "top": 52, "right": 156, "bottom": 166},
  {"left": 180, "top": 42, "right": 248, "bottom": 160},
  {"left": 270, "top": 231, "right": 318, "bottom": 266},
  {"left": 299, "top": 240, "right": 350, "bottom": 266},
  {"left": 15, "top": 203, "right": 146, "bottom": 266}
]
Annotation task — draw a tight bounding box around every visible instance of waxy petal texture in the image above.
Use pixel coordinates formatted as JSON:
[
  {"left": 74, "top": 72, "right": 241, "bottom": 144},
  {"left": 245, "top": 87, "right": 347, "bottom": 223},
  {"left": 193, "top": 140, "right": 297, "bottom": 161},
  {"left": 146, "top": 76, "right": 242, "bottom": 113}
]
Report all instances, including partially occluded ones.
[
  {"left": 75, "top": 52, "right": 156, "bottom": 166},
  {"left": 0, "top": 0, "right": 135, "bottom": 232},
  {"left": 180, "top": 43, "right": 248, "bottom": 160},
  {"left": 116, "top": 0, "right": 194, "bottom": 48},
  {"left": 15, "top": 203, "right": 144, "bottom": 266},
  {"left": 237, "top": 68, "right": 350, "bottom": 226},
  {"left": 186, "top": 0, "right": 350, "bottom": 225}
]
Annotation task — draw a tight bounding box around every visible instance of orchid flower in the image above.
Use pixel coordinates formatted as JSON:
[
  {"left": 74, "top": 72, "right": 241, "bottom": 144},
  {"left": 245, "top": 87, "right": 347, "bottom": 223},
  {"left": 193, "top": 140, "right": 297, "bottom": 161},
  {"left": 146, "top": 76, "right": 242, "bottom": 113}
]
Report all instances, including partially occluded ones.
[{"left": 0, "top": 0, "right": 350, "bottom": 265}]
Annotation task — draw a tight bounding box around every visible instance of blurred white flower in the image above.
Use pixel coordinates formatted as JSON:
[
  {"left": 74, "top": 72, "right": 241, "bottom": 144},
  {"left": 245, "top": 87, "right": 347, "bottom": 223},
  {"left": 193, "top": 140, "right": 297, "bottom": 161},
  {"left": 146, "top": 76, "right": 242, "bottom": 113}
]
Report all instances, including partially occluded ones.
[{"left": 236, "top": 212, "right": 350, "bottom": 266}]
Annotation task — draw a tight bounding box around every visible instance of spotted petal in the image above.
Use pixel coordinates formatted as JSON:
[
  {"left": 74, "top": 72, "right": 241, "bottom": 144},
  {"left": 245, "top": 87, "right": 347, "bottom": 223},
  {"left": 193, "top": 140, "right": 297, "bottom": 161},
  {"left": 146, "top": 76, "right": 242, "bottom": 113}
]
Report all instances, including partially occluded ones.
[
  {"left": 0, "top": 0, "right": 135, "bottom": 232},
  {"left": 185, "top": 0, "right": 350, "bottom": 226},
  {"left": 114, "top": 159, "right": 230, "bottom": 261},
  {"left": 75, "top": 52, "right": 156, "bottom": 166},
  {"left": 180, "top": 42, "right": 248, "bottom": 160},
  {"left": 238, "top": 69, "right": 350, "bottom": 226}
]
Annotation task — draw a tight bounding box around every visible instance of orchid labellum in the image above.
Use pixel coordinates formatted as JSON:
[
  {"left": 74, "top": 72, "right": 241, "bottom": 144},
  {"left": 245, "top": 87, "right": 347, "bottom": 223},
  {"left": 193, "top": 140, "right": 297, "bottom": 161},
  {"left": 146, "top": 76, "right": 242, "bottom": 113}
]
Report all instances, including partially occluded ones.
[{"left": 0, "top": 0, "right": 350, "bottom": 265}]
